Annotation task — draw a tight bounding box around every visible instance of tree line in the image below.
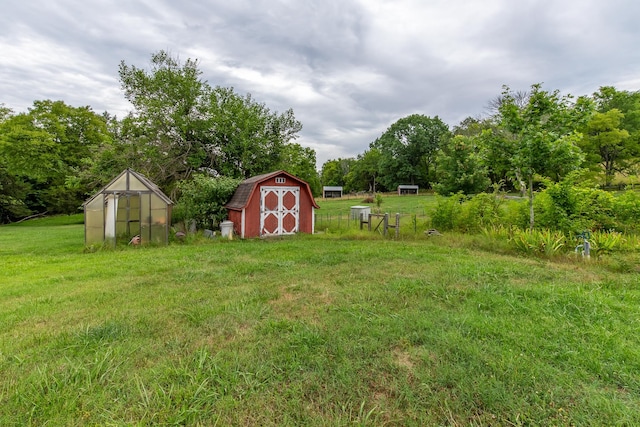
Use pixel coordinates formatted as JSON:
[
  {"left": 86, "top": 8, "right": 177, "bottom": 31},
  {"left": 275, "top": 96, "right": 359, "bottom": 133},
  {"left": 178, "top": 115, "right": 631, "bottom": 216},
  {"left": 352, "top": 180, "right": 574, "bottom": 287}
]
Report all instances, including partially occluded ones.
[
  {"left": 322, "top": 84, "right": 640, "bottom": 228},
  {"left": 2, "top": 49, "right": 640, "bottom": 226},
  {"left": 323, "top": 85, "right": 640, "bottom": 195}
]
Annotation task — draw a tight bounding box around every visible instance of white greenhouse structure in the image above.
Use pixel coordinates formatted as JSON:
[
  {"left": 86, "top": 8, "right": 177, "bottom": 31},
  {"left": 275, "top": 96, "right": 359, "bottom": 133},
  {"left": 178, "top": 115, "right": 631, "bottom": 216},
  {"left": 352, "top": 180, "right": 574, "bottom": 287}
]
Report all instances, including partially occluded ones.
[{"left": 83, "top": 169, "right": 173, "bottom": 247}]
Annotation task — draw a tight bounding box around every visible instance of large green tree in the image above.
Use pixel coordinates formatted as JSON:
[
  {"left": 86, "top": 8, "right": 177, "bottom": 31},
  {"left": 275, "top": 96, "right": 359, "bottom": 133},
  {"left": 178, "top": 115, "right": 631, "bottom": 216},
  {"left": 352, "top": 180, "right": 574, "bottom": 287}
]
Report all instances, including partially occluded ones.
[
  {"left": 320, "top": 158, "right": 354, "bottom": 188},
  {"left": 0, "top": 100, "right": 111, "bottom": 220},
  {"left": 0, "top": 105, "right": 31, "bottom": 222},
  {"left": 0, "top": 162, "right": 30, "bottom": 223},
  {"left": 276, "top": 143, "right": 321, "bottom": 196},
  {"left": 498, "top": 84, "right": 593, "bottom": 229},
  {"left": 586, "top": 87, "right": 640, "bottom": 183},
  {"left": 117, "top": 51, "right": 304, "bottom": 194},
  {"left": 434, "top": 135, "right": 490, "bottom": 196},
  {"left": 593, "top": 86, "right": 640, "bottom": 137},
  {"left": 371, "top": 114, "right": 450, "bottom": 190},
  {"left": 581, "top": 109, "right": 633, "bottom": 186},
  {"left": 118, "top": 51, "right": 216, "bottom": 190},
  {"left": 453, "top": 116, "right": 517, "bottom": 191},
  {"left": 346, "top": 148, "right": 382, "bottom": 193},
  {"left": 477, "top": 128, "right": 517, "bottom": 191},
  {"left": 207, "top": 87, "right": 302, "bottom": 179}
]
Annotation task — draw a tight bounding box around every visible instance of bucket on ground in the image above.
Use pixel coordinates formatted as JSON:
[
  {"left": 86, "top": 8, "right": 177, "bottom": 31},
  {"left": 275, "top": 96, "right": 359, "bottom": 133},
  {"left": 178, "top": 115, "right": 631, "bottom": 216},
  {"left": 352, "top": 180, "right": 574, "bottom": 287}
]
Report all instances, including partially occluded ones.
[{"left": 220, "top": 220, "right": 234, "bottom": 239}]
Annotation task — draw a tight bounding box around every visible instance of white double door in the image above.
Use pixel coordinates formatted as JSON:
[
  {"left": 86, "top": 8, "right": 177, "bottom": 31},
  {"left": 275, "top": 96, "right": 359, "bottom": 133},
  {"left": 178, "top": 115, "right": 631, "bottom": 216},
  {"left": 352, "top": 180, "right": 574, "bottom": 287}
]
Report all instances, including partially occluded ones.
[{"left": 260, "top": 186, "right": 300, "bottom": 236}]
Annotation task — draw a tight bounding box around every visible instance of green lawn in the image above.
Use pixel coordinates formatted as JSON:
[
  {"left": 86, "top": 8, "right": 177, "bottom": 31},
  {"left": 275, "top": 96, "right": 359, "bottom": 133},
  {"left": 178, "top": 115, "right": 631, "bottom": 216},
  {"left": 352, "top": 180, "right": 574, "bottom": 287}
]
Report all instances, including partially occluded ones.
[{"left": 1, "top": 215, "right": 639, "bottom": 425}]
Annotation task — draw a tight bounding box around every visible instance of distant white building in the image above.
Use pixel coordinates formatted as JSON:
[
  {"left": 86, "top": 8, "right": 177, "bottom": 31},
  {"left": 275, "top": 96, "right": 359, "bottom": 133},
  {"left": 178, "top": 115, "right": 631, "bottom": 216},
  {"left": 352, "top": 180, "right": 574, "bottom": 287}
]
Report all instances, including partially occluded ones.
[{"left": 397, "top": 185, "right": 419, "bottom": 195}]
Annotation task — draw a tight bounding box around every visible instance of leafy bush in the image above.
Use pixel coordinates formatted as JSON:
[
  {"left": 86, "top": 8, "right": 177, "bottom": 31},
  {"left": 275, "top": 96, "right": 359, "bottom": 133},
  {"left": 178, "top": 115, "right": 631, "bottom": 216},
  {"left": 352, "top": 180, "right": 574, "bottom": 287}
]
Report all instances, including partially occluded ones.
[
  {"left": 459, "top": 192, "right": 505, "bottom": 231},
  {"left": 533, "top": 175, "right": 619, "bottom": 234},
  {"left": 575, "top": 188, "right": 617, "bottom": 231},
  {"left": 613, "top": 191, "right": 640, "bottom": 232},
  {"left": 431, "top": 192, "right": 506, "bottom": 232},
  {"left": 534, "top": 180, "right": 576, "bottom": 233},
  {"left": 430, "top": 193, "right": 465, "bottom": 231},
  {"left": 501, "top": 197, "right": 530, "bottom": 230},
  {"left": 430, "top": 181, "right": 640, "bottom": 259},
  {"left": 173, "top": 174, "right": 241, "bottom": 230}
]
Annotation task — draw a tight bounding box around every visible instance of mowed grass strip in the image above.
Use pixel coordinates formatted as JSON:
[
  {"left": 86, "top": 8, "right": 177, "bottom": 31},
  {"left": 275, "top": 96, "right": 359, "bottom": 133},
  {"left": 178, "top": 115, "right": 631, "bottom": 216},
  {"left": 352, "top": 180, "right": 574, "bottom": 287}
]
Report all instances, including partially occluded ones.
[{"left": 1, "top": 217, "right": 639, "bottom": 425}]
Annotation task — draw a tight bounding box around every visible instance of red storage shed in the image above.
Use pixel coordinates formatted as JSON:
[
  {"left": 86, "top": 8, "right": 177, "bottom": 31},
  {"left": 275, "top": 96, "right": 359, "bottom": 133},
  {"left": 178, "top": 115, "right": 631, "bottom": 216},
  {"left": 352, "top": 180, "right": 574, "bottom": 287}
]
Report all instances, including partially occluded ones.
[{"left": 225, "top": 170, "right": 319, "bottom": 238}]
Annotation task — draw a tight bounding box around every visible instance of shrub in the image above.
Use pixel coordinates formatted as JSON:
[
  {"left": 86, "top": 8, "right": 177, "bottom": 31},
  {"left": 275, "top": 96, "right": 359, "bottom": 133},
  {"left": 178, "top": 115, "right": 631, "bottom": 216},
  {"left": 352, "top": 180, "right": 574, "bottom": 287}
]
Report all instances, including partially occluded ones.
[
  {"left": 533, "top": 176, "right": 619, "bottom": 234},
  {"left": 173, "top": 174, "right": 241, "bottom": 230},
  {"left": 613, "top": 191, "right": 640, "bottom": 233},
  {"left": 458, "top": 192, "right": 504, "bottom": 232},
  {"left": 430, "top": 193, "right": 465, "bottom": 231},
  {"left": 534, "top": 181, "right": 576, "bottom": 233},
  {"left": 574, "top": 188, "right": 616, "bottom": 231},
  {"left": 431, "top": 192, "right": 506, "bottom": 232},
  {"left": 375, "top": 193, "right": 384, "bottom": 211}
]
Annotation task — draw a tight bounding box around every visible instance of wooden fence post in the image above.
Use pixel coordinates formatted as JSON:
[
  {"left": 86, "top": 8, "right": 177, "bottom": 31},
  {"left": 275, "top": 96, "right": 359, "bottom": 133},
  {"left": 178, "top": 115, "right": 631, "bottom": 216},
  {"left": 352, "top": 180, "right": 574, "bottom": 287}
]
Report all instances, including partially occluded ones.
[{"left": 383, "top": 213, "right": 389, "bottom": 236}]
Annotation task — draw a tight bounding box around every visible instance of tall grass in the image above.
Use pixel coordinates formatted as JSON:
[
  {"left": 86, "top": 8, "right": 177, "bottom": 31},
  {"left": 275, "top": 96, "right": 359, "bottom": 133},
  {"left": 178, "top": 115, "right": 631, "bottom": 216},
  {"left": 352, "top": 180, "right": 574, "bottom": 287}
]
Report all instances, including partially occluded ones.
[{"left": 1, "top": 215, "right": 640, "bottom": 425}]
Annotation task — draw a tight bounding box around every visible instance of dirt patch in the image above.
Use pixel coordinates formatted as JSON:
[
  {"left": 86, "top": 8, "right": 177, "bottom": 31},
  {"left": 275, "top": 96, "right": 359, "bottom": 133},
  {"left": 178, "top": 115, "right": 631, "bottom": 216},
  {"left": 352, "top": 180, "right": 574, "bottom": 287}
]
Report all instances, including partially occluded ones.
[{"left": 393, "top": 348, "right": 414, "bottom": 370}]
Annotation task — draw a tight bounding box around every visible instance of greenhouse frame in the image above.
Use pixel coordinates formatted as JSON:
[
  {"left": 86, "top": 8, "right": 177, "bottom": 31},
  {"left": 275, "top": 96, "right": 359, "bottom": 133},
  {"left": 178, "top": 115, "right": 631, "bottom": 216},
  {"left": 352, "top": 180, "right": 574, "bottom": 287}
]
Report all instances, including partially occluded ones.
[{"left": 83, "top": 169, "right": 173, "bottom": 247}]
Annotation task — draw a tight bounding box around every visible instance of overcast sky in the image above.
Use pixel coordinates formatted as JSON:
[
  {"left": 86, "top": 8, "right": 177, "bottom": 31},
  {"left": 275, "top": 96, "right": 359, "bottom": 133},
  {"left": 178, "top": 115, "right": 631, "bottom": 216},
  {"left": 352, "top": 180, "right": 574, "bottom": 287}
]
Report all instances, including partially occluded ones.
[{"left": 2, "top": 0, "right": 639, "bottom": 167}]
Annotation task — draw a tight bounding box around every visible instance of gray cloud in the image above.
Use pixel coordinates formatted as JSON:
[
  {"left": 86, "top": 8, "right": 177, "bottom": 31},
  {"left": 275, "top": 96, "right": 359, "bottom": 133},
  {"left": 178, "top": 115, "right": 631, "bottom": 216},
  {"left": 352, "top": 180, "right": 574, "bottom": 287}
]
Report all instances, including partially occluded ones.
[{"left": 1, "top": 0, "right": 639, "bottom": 167}]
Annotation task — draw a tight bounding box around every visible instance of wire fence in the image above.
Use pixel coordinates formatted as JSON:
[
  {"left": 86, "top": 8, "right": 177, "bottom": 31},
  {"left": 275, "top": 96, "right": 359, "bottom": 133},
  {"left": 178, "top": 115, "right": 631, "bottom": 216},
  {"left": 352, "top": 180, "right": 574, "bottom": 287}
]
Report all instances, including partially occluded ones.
[{"left": 314, "top": 212, "right": 432, "bottom": 235}]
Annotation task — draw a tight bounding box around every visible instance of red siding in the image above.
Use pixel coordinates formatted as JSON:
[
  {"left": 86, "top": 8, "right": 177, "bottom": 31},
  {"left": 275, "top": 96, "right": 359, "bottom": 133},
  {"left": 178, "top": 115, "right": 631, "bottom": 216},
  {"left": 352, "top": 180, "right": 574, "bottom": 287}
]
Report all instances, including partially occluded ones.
[
  {"left": 227, "top": 172, "right": 317, "bottom": 238},
  {"left": 244, "top": 187, "right": 261, "bottom": 237},
  {"left": 228, "top": 209, "right": 243, "bottom": 236}
]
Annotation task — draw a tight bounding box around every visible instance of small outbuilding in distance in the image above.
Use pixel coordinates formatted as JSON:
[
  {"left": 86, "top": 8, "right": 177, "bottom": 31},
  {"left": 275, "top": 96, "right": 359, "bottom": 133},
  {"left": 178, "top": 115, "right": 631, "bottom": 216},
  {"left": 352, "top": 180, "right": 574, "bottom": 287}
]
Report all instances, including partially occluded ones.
[
  {"left": 397, "top": 184, "right": 419, "bottom": 195},
  {"left": 322, "top": 186, "right": 343, "bottom": 198},
  {"left": 83, "top": 169, "right": 173, "bottom": 247},
  {"left": 225, "top": 170, "right": 319, "bottom": 239}
]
